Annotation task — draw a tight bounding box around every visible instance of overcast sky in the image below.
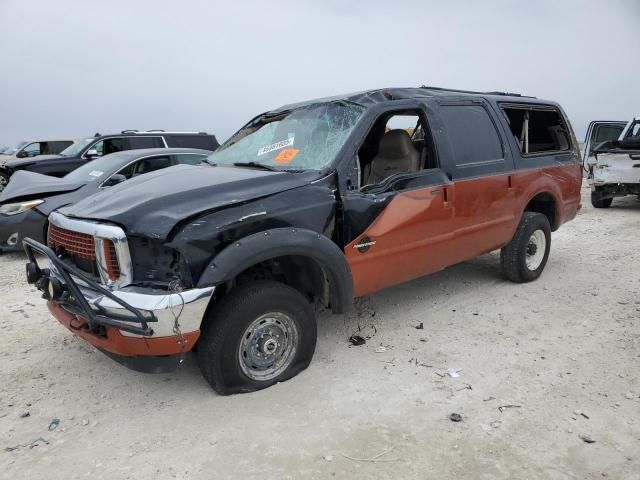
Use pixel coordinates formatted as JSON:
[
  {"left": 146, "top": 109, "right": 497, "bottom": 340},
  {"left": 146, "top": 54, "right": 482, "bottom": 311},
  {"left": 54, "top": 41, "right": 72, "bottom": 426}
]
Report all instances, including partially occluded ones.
[{"left": 1, "top": 0, "right": 638, "bottom": 146}]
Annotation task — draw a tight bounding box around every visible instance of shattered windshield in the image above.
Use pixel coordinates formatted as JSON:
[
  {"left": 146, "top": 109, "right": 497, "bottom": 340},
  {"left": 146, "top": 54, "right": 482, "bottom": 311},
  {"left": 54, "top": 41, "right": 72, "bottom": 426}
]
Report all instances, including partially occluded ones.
[{"left": 209, "top": 102, "right": 364, "bottom": 170}]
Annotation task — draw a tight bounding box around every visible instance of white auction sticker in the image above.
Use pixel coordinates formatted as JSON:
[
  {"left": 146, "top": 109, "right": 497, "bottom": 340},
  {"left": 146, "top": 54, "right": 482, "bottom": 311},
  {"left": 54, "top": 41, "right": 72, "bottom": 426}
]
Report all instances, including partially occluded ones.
[
  {"left": 88, "top": 170, "right": 103, "bottom": 177},
  {"left": 257, "top": 137, "right": 294, "bottom": 156}
]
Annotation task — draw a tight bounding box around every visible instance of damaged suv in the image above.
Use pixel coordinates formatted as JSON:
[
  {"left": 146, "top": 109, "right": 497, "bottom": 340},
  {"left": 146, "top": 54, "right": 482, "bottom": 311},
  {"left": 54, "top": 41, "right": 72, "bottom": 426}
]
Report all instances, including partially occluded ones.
[
  {"left": 24, "top": 87, "right": 582, "bottom": 394},
  {"left": 586, "top": 117, "right": 640, "bottom": 208}
]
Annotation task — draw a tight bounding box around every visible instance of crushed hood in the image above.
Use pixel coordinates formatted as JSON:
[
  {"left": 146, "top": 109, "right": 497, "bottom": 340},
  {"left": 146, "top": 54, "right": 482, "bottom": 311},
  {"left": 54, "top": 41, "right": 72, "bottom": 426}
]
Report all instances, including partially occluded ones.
[
  {"left": 0, "top": 170, "right": 85, "bottom": 203},
  {"left": 60, "top": 164, "right": 315, "bottom": 240}
]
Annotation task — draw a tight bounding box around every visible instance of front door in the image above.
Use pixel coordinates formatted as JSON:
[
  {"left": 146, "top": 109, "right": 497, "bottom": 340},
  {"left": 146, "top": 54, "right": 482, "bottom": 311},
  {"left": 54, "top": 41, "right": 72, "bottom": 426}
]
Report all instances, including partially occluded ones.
[{"left": 340, "top": 103, "right": 456, "bottom": 297}]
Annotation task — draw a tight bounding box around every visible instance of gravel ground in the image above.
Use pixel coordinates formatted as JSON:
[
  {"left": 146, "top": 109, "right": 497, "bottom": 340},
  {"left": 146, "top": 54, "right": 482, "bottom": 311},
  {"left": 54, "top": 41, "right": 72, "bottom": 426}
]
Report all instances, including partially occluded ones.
[{"left": 0, "top": 183, "right": 638, "bottom": 480}]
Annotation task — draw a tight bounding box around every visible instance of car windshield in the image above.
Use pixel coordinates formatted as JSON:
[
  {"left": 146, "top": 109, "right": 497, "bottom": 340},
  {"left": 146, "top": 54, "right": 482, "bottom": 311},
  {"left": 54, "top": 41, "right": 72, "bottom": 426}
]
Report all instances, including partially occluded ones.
[
  {"left": 209, "top": 102, "right": 365, "bottom": 170},
  {"left": 60, "top": 138, "right": 94, "bottom": 157},
  {"left": 64, "top": 156, "right": 116, "bottom": 182}
]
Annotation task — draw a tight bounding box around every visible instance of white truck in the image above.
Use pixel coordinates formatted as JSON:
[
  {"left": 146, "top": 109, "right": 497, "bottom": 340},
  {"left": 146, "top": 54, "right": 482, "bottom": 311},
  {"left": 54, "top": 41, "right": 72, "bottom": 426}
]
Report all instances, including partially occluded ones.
[{"left": 584, "top": 118, "right": 640, "bottom": 208}]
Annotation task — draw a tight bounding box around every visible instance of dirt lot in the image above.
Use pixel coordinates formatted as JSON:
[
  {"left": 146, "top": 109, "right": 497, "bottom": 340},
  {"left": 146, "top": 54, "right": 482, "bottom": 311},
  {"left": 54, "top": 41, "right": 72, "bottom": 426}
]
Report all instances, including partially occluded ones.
[{"left": 0, "top": 184, "right": 638, "bottom": 480}]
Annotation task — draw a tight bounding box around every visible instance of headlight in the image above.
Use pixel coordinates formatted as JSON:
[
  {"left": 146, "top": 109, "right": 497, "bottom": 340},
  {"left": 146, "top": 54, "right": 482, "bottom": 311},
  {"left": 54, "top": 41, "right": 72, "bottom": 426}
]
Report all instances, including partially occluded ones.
[{"left": 0, "top": 199, "right": 44, "bottom": 215}]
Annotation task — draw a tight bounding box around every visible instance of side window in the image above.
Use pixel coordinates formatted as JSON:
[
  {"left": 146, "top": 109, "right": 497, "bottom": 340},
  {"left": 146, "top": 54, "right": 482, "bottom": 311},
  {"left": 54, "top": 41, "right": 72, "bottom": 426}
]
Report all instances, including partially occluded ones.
[
  {"left": 593, "top": 125, "right": 624, "bottom": 143},
  {"left": 440, "top": 105, "right": 503, "bottom": 167},
  {"left": 501, "top": 105, "right": 571, "bottom": 154},
  {"left": 175, "top": 153, "right": 208, "bottom": 165},
  {"left": 22, "top": 142, "right": 42, "bottom": 157},
  {"left": 91, "top": 138, "right": 126, "bottom": 156},
  {"left": 358, "top": 109, "right": 437, "bottom": 188},
  {"left": 166, "top": 135, "right": 216, "bottom": 150},
  {"left": 48, "top": 141, "right": 72, "bottom": 154},
  {"left": 127, "top": 136, "right": 164, "bottom": 150},
  {"left": 117, "top": 155, "right": 172, "bottom": 179}
]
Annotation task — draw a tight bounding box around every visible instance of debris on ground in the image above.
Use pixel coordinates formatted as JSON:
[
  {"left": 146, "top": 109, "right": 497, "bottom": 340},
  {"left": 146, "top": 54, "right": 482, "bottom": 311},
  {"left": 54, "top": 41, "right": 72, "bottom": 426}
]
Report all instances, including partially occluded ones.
[
  {"left": 375, "top": 346, "right": 387, "bottom": 353},
  {"left": 415, "top": 322, "right": 424, "bottom": 330},
  {"left": 48, "top": 418, "right": 60, "bottom": 431},
  {"left": 579, "top": 434, "right": 596, "bottom": 444},
  {"left": 573, "top": 410, "right": 589, "bottom": 419},
  {"left": 449, "top": 413, "right": 462, "bottom": 422},
  {"left": 447, "top": 368, "right": 461, "bottom": 378},
  {"left": 19, "top": 412, "right": 30, "bottom": 418},
  {"left": 340, "top": 444, "right": 399, "bottom": 463},
  {"left": 5, "top": 437, "right": 49, "bottom": 452},
  {"left": 349, "top": 335, "right": 366, "bottom": 346},
  {"left": 456, "top": 383, "right": 472, "bottom": 391},
  {"left": 498, "top": 404, "right": 522, "bottom": 413}
]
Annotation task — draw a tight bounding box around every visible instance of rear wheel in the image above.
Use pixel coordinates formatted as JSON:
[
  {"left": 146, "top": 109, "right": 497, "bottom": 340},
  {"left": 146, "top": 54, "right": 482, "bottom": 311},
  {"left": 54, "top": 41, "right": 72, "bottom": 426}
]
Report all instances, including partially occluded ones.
[
  {"left": 197, "top": 280, "right": 317, "bottom": 395},
  {"left": 591, "top": 192, "right": 613, "bottom": 208},
  {"left": 500, "top": 212, "right": 551, "bottom": 283}
]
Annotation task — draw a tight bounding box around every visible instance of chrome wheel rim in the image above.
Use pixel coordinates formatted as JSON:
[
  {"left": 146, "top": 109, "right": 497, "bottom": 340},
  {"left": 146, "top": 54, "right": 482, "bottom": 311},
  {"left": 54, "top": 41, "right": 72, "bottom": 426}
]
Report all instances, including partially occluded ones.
[
  {"left": 238, "top": 311, "right": 298, "bottom": 381},
  {"left": 525, "top": 229, "right": 546, "bottom": 271}
]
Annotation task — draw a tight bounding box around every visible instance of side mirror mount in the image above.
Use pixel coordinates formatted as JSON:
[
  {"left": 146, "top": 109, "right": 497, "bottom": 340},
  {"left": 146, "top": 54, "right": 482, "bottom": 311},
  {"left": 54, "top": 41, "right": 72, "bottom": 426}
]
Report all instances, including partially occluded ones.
[
  {"left": 85, "top": 149, "right": 99, "bottom": 159},
  {"left": 102, "top": 173, "right": 127, "bottom": 187},
  {"left": 16, "top": 151, "right": 28, "bottom": 159}
]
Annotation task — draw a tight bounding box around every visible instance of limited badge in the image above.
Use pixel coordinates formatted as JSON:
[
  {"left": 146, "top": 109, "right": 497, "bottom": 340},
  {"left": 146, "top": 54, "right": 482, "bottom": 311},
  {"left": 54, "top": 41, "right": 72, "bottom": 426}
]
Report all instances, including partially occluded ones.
[{"left": 353, "top": 236, "right": 376, "bottom": 253}]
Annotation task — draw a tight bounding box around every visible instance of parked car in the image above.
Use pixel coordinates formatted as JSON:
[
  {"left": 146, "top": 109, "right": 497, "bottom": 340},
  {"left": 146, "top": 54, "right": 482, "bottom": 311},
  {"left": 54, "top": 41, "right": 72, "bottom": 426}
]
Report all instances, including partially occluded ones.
[
  {"left": 585, "top": 117, "right": 640, "bottom": 207},
  {"left": 0, "top": 130, "right": 219, "bottom": 192},
  {"left": 0, "top": 138, "right": 74, "bottom": 165},
  {"left": 23, "top": 87, "right": 582, "bottom": 394},
  {"left": 0, "top": 148, "right": 212, "bottom": 252}
]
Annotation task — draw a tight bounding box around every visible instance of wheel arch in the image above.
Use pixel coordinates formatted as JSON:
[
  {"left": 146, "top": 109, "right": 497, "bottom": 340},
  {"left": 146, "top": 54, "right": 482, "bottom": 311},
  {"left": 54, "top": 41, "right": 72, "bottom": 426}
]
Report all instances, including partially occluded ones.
[
  {"left": 196, "top": 228, "right": 353, "bottom": 314},
  {"left": 522, "top": 190, "right": 559, "bottom": 231}
]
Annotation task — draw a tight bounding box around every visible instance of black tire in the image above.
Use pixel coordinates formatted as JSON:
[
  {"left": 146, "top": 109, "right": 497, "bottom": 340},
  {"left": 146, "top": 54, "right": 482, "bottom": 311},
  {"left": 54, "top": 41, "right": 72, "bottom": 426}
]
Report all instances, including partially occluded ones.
[
  {"left": 591, "top": 192, "right": 612, "bottom": 209},
  {"left": 500, "top": 212, "right": 551, "bottom": 283},
  {"left": 197, "top": 280, "right": 317, "bottom": 395},
  {"left": 0, "top": 171, "right": 8, "bottom": 193}
]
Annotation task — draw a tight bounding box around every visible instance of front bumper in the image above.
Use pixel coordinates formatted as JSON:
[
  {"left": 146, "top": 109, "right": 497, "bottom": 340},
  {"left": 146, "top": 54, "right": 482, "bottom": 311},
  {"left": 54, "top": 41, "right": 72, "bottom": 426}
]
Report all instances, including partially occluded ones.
[{"left": 23, "top": 238, "right": 214, "bottom": 370}]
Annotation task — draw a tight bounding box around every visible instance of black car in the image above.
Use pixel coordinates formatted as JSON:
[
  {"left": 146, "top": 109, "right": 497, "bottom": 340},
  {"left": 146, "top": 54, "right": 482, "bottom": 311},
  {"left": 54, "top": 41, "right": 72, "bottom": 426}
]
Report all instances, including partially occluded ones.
[
  {"left": 0, "top": 148, "right": 212, "bottom": 252},
  {"left": 0, "top": 130, "right": 219, "bottom": 192}
]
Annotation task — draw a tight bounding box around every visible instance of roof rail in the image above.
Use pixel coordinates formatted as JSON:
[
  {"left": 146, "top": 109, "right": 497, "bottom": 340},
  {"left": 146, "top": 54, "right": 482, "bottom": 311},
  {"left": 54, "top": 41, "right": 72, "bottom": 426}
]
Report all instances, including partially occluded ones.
[
  {"left": 121, "top": 129, "right": 139, "bottom": 134},
  {"left": 131, "top": 131, "right": 209, "bottom": 135},
  {"left": 146, "top": 129, "right": 165, "bottom": 132},
  {"left": 420, "top": 85, "right": 528, "bottom": 97}
]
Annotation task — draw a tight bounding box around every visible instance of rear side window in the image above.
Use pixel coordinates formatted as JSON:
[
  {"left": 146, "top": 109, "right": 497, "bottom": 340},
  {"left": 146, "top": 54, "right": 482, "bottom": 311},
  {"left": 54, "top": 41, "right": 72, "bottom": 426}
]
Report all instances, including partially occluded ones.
[
  {"left": 501, "top": 105, "right": 571, "bottom": 155},
  {"left": 165, "top": 135, "right": 218, "bottom": 150},
  {"left": 127, "top": 136, "right": 164, "bottom": 149},
  {"left": 440, "top": 105, "right": 503, "bottom": 166},
  {"left": 48, "top": 141, "right": 73, "bottom": 153}
]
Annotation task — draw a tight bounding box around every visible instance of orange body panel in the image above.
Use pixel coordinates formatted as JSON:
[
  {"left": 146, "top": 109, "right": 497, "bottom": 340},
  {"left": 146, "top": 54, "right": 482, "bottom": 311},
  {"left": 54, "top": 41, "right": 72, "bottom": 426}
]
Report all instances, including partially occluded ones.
[
  {"left": 47, "top": 301, "right": 199, "bottom": 356},
  {"left": 346, "top": 163, "right": 581, "bottom": 297}
]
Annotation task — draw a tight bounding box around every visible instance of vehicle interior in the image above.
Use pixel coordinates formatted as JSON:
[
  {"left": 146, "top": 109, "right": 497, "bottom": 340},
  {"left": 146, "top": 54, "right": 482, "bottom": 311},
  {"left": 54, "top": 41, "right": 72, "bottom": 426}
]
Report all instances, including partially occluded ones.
[
  {"left": 502, "top": 106, "right": 571, "bottom": 154},
  {"left": 357, "top": 110, "right": 437, "bottom": 189}
]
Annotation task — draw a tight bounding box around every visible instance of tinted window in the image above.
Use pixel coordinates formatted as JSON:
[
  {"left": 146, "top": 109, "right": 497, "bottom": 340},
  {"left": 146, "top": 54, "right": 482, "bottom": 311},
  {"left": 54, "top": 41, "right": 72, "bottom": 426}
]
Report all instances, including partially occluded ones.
[
  {"left": 165, "top": 135, "right": 218, "bottom": 150},
  {"left": 92, "top": 138, "right": 127, "bottom": 156},
  {"left": 174, "top": 153, "right": 208, "bottom": 165},
  {"left": 593, "top": 125, "right": 623, "bottom": 143},
  {"left": 440, "top": 105, "right": 503, "bottom": 166},
  {"left": 48, "top": 141, "right": 73, "bottom": 153},
  {"left": 127, "top": 136, "right": 164, "bottom": 149}
]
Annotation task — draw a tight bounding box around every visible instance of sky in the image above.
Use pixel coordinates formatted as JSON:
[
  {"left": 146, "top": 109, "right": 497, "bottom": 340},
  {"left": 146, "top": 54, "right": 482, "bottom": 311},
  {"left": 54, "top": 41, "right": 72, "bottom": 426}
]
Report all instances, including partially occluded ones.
[{"left": 0, "top": 0, "right": 638, "bottom": 147}]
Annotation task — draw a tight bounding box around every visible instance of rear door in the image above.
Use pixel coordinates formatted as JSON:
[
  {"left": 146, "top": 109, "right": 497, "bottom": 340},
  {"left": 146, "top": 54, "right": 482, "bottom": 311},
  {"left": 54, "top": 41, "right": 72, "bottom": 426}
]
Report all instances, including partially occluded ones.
[
  {"left": 583, "top": 121, "right": 626, "bottom": 167},
  {"left": 431, "top": 100, "right": 517, "bottom": 260}
]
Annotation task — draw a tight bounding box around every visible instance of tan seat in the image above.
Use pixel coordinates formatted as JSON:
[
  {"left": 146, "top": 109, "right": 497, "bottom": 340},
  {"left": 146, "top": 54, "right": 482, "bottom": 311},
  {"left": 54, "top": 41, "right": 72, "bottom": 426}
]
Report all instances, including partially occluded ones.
[{"left": 364, "top": 129, "right": 420, "bottom": 185}]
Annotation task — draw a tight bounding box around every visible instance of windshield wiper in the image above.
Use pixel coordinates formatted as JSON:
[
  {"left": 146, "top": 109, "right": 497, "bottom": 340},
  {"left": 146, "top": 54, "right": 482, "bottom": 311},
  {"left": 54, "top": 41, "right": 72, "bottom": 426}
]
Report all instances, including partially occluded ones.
[{"left": 233, "top": 162, "right": 279, "bottom": 171}]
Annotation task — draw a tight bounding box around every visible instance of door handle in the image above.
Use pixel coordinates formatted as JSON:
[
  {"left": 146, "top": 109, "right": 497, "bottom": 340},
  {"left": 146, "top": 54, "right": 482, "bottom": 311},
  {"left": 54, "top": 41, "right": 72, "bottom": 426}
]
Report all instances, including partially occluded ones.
[{"left": 508, "top": 175, "right": 513, "bottom": 191}]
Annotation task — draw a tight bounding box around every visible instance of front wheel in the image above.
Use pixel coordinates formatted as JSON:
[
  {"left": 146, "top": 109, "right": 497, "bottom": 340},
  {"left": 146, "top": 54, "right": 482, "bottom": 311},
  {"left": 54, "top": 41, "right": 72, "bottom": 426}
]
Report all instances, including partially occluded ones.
[
  {"left": 0, "top": 171, "right": 8, "bottom": 192},
  {"left": 500, "top": 212, "right": 551, "bottom": 283},
  {"left": 591, "top": 191, "right": 613, "bottom": 208},
  {"left": 197, "top": 280, "right": 317, "bottom": 395}
]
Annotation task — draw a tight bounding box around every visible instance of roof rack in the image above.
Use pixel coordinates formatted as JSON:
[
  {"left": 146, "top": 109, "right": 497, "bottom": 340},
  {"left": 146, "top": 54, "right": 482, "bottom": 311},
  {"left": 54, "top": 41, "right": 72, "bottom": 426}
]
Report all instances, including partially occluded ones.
[
  {"left": 132, "top": 130, "right": 209, "bottom": 135},
  {"left": 420, "top": 85, "right": 529, "bottom": 97},
  {"left": 121, "top": 129, "right": 139, "bottom": 134}
]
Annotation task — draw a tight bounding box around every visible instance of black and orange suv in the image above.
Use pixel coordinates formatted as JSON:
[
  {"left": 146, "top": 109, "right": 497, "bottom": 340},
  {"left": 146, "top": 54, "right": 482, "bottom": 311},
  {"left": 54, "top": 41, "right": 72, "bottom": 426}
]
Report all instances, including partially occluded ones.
[{"left": 23, "top": 87, "right": 582, "bottom": 394}]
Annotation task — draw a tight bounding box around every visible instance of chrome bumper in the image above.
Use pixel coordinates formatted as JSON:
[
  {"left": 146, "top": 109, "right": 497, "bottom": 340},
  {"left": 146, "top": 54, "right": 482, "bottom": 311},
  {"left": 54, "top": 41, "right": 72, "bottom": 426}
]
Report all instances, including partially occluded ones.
[{"left": 80, "top": 284, "right": 214, "bottom": 337}]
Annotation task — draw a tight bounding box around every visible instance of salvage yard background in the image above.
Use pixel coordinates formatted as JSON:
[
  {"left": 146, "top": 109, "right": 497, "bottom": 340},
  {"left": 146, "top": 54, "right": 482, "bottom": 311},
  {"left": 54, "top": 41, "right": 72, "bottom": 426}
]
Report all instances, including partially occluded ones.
[{"left": 1, "top": 183, "right": 638, "bottom": 479}]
